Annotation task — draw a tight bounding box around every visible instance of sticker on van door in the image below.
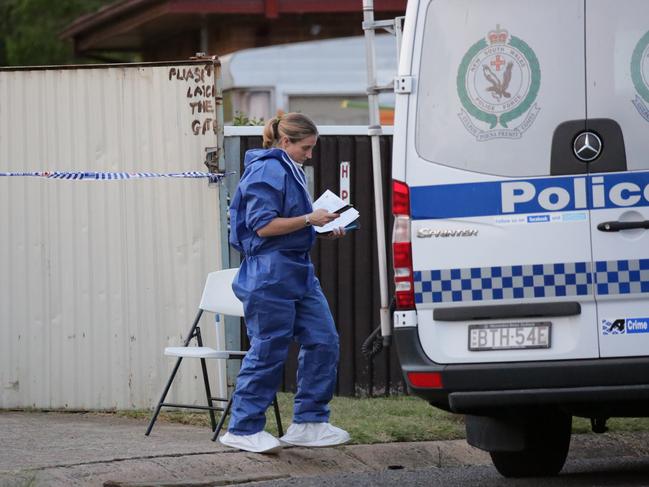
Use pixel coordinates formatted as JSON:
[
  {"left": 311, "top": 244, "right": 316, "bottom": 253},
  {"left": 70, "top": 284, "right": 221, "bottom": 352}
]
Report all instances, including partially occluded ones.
[
  {"left": 457, "top": 25, "right": 541, "bottom": 141},
  {"left": 602, "top": 318, "right": 649, "bottom": 335},
  {"left": 631, "top": 30, "right": 649, "bottom": 123}
]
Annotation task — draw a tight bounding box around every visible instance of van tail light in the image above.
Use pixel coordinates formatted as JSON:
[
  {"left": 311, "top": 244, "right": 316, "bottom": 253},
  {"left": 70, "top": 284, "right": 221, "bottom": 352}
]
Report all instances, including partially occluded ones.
[
  {"left": 407, "top": 371, "right": 443, "bottom": 389},
  {"left": 392, "top": 180, "right": 414, "bottom": 309},
  {"left": 393, "top": 221, "right": 414, "bottom": 309},
  {"left": 392, "top": 179, "right": 410, "bottom": 216}
]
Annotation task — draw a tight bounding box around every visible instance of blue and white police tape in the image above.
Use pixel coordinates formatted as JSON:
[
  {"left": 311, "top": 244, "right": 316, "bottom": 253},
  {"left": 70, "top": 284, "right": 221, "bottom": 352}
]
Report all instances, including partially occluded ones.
[{"left": 0, "top": 171, "right": 228, "bottom": 183}]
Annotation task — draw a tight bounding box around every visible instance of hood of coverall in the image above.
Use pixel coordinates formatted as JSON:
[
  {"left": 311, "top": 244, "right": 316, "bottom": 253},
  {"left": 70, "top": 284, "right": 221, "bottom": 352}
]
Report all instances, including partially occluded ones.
[{"left": 243, "top": 148, "right": 288, "bottom": 168}]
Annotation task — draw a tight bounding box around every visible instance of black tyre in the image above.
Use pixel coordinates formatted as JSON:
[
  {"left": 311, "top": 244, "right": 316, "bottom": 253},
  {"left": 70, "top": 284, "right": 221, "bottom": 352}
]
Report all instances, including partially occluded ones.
[{"left": 490, "top": 411, "right": 572, "bottom": 478}]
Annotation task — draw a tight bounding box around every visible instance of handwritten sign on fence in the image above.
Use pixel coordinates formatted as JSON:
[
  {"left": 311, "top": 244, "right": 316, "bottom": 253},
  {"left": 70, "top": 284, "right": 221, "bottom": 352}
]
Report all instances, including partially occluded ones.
[{"left": 168, "top": 65, "right": 218, "bottom": 136}]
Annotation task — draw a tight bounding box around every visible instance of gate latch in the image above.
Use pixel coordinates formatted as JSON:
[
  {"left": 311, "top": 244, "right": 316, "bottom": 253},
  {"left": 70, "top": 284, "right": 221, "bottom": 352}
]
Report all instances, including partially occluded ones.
[{"left": 204, "top": 146, "right": 222, "bottom": 173}]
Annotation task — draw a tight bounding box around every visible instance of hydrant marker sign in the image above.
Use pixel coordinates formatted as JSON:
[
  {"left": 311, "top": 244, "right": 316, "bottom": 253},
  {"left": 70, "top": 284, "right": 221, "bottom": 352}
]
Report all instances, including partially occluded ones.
[{"left": 340, "top": 161, "right": 350, "bottom": 205}]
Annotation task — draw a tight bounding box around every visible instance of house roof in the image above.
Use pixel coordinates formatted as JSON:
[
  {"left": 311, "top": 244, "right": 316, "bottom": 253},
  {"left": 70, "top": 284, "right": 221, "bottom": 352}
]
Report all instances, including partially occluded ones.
[
  {"left": 61, "top": 0, "right": 406, "bottom": 54},
  {"left": 221, "top": 34, "right": 397, "bottom": 94}
]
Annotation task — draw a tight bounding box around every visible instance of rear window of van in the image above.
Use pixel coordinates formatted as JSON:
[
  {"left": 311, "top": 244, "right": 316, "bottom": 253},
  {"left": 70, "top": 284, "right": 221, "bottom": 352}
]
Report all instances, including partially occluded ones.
[{"left": 415, "top": 0, "right": 586, "bottom": 177}]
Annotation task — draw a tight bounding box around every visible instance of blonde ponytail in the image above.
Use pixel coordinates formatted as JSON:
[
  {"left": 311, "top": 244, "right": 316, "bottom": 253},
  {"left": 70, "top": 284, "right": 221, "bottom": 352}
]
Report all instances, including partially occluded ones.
[{"left": 262, "top": 112, "right": 318, "bottom": 149}]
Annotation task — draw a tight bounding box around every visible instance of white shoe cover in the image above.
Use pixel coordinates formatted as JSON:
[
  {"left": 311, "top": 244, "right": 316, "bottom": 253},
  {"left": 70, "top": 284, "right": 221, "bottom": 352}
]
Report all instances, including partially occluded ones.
[
  {"left": 219, "top": 430, "right": 282, "bottom": 454},
  {"left": 280, "top": 422, "right": 350, "bottom": 447}
]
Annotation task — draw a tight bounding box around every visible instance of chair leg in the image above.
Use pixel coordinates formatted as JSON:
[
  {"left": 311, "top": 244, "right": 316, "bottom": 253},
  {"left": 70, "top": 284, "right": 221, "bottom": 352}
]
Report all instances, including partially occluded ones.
[
  {"left": 212, "top": 396, "right": 233, "bottom": 441},
  {"left": 196, "top": 328, "right": 217, "bottom": 431},
  {"left": 272, "top": 395, "right": 284, "bottom": 437},
  {"left": 146, "top": 309, "right": 204, "bottom": 436},
  {"left": 199, "top": 357, "right": 217, "bottom": 431},
  {"left": 145, "top": 356, "right": 183, "bottom": 436}
]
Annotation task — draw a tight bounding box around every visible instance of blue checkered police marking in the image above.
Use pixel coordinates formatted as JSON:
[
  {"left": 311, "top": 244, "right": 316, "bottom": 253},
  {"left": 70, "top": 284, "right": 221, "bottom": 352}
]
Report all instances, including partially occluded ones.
[
  {"left": 593, "top": 259, "right": 649, "bottom": 295},
  {"left": 414, "top": 262, "right": 593, "bottom": 304},
  {"left": 415, "top": 259, "right": 649, "bottom": 304}
]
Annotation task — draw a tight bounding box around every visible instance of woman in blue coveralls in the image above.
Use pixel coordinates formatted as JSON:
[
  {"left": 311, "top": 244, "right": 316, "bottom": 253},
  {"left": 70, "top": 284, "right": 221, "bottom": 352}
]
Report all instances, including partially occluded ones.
[{"left": 220, "top": 112, "right": 351, "bottom": 454}]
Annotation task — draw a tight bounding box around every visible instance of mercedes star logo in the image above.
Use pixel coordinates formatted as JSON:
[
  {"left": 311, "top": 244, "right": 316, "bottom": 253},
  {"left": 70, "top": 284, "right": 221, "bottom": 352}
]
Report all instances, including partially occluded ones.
[{"left": 573, "top": 131, "right": 603, "bottom": 162}]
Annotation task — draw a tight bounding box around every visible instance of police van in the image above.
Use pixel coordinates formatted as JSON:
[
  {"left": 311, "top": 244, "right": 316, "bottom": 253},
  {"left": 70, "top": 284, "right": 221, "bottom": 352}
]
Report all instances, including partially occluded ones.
[{"left": 391, "top": 0, "right": 649, "bottom": 477}]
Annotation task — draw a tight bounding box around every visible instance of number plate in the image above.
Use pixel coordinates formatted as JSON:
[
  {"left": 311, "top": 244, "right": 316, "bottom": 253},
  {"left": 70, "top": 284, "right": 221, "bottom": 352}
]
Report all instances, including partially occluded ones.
[{"left": 468, "top": 322, "right": 552, "bottom": 351}]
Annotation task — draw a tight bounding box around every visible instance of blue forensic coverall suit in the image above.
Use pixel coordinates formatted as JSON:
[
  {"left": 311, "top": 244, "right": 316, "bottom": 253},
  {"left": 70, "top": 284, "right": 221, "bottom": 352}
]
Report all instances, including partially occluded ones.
[{"left": 228, "top": 148, "right": 340, "bottom": 436}]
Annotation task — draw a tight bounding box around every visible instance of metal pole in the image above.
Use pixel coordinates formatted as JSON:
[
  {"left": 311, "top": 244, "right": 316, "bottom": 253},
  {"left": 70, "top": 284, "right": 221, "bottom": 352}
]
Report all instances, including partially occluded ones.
[
  {"left": 200, "top": 15, "right": 209, "bottom": 54},
  {"left": 214, "top": 60, "right": 224, "bottom": 176},
  {"left": 362, "top": 0, "right": 391, "bottom": 344}
]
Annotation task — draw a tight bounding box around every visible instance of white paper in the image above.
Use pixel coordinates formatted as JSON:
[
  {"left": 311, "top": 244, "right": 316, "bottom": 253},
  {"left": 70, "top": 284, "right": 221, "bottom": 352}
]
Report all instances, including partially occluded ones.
[
  {"left": 312, "top": 189, "right": 347, "bottom": 212},
  {"left": 315, "top": 208, "right": 360, "bottom": 233},
  {"left": 312, "top": 189, "right": 360, "bottom": 233}
]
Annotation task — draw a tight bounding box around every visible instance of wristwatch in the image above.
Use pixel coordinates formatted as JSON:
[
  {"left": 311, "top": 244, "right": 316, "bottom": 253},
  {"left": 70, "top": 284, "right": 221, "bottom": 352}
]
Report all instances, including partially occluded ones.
[{"left": 305, "top": 214, "right": 312, "bottom": 226}]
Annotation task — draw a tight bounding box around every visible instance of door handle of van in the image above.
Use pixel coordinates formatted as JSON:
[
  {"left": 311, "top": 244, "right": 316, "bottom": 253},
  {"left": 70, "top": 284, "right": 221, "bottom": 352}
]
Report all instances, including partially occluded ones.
[{"left": 597, "top": 220, "right": 649, "bottom": 232}]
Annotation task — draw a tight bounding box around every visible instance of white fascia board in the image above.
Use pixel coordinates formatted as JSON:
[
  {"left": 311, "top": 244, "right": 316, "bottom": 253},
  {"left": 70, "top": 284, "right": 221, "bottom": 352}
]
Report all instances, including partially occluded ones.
[{"left": 224, "top": 126, "right": 394, "bottom": 137}]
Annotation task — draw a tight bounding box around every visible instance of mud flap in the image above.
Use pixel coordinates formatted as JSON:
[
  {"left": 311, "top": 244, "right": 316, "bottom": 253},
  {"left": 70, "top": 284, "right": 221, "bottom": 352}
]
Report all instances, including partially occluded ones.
[{"left": 465, "top": 414, "right": 526, "bottom": 452}]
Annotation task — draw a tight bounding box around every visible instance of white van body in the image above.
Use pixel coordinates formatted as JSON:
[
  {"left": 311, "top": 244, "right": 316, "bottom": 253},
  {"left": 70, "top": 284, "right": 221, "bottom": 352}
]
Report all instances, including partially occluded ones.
[{"left": 392, "top": 0, "right": 649, "bottom": 477}]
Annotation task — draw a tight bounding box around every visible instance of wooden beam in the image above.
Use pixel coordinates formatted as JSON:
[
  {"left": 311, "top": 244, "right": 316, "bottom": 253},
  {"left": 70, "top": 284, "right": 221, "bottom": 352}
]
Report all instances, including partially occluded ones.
[
  {"left": 167, "top": 0, "right": 263, "bottom": 15},
  {"left": 62, "top": 0, "right": 162, "bottom": 38},
  {"left": 278, "top": 0, "right": 405, "bottom": 13},
  {"left": 166, "top": 0, "right": 405, "bottom": 15},
  {"left": 265, "top": 0, "right": 279, "bottom": 19},
  {"left": 76, "top": 3, "right": 170, "bottom": 52}
]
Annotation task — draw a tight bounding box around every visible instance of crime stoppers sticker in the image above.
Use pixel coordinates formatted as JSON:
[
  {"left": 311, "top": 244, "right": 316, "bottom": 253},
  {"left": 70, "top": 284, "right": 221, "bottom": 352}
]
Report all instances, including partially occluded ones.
[{"left": 601, "top": 317, "right": 649, "bottom": 335}]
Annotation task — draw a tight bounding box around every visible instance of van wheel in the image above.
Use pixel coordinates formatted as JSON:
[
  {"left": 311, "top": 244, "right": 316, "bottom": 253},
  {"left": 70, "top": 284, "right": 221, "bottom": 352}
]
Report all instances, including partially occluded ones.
[{"left": 489, "top": 411, "right": 572, "bottom": 478}]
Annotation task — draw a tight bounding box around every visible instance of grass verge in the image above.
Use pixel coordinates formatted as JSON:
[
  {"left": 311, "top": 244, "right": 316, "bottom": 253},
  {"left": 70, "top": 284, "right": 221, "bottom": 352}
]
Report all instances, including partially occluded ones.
[{"left": 116, "top": 392, "right": 649, "bottom": 445}]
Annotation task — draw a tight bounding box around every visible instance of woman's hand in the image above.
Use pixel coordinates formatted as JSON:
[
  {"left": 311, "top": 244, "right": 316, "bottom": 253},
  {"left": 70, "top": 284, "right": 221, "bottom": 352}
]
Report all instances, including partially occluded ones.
[
  {"left": 318, "top": 226, "right": 347, "bottom": 240},
  {"left": 308, "top": 208, "right": 339, "bottom": 226},
  {"left": 257, "top": 209, "right": 339, "bottom": 238}
]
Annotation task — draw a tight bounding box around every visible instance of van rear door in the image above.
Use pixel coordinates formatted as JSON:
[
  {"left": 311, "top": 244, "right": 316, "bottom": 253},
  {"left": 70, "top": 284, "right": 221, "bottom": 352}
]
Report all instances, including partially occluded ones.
[
  {"left": 408, "top": 0, "right": 598, "bottom": 364},
  {"left": 586, "top": 0, "right": 649, "bottom": 357}
]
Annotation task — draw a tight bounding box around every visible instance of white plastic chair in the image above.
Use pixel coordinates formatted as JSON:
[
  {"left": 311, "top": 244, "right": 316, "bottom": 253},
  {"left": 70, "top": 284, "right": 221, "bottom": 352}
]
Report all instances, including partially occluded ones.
[{"left": 145, "top": 268, "right": 283, "bottom": 439}]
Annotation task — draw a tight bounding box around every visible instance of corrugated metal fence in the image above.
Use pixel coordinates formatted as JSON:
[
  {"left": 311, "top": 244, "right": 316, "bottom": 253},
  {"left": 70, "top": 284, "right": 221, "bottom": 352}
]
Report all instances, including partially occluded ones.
[
  {"left": 224, "top": 128, "right": 403, "bottom": 397},
  {"left": 0, "top": 62, "right": 224, "bottom": 410}
]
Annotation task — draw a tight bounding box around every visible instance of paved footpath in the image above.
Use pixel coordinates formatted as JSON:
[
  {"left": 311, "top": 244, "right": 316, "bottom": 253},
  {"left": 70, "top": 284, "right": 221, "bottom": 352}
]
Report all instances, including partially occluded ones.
[{"left": 1, "top": 411, "right": 649, "bottom": 487}]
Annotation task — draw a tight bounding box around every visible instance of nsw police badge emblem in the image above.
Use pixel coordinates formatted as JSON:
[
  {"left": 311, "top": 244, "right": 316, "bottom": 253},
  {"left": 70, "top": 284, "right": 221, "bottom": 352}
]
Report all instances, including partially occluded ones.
[
  {"left": 631, "top": 30, "right": 649, "bottom": 123},
  {"left": 457, "top": 25, "right": 541, "bottom": 141}
]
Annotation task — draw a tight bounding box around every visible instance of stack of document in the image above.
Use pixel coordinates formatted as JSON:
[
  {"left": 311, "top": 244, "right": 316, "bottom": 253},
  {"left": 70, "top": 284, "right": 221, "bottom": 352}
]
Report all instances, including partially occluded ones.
[{"left": 312, "top": 190, "right": 360, "bottom": 234}]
